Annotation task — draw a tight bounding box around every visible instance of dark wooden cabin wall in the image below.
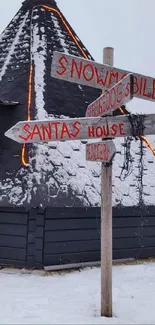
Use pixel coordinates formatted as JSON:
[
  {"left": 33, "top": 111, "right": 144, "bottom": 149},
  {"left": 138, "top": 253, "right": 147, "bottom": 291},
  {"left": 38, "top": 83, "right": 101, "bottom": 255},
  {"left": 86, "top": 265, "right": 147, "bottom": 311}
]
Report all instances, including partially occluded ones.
[{"left": 0, "top": 206, "right": 154, "bottom": 269}]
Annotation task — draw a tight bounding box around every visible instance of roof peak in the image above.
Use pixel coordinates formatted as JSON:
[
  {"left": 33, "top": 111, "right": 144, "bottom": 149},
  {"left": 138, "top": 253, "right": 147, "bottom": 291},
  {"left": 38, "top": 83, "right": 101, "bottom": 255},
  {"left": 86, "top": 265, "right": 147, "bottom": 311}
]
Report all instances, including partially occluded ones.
[{"left": 21, "top": 0, "right": 57, "bottom": 9}]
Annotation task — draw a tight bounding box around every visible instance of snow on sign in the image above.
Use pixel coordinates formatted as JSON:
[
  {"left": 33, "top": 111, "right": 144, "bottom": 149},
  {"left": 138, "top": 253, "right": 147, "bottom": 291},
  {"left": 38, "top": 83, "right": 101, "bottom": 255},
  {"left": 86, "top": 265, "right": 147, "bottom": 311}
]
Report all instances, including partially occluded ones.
[
  {"left": 86, "top": 140, "right": 116, "bottom": 162},
  {"left": 85, "top": 74, "right": 133, "bottom": 117},
  {"left": 51, "top": 51, "right": 155, "bottom": 102},
  {"left": 4, "top": 114, "right": 155, "bottom": 143}
]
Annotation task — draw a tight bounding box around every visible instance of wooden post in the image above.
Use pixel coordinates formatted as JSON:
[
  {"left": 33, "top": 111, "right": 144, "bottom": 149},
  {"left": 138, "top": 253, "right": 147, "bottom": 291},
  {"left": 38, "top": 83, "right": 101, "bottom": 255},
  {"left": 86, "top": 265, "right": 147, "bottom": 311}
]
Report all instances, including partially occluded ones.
[{"left": 101, "top": 47, "right": 114, "bottom": 317}]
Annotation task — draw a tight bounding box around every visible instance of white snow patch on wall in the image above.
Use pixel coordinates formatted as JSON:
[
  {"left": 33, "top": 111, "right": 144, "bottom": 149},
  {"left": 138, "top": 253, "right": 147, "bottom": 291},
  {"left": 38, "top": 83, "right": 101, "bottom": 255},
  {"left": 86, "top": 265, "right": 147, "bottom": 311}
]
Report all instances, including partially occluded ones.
[
  {"left": 0, "top": 12, "right": 29, "bottom": 81},
  {"left": 35, "top": 139, "right": 101, "bottom": 206},
  {"left": 52, "top": 14, "right": 69, "bottom": 54},
  {"left": 32, "top": 24, "right": 47, "bottom": 119},
  {"left": 141, "top": 135, "right": 155, "bottom": 205},
  {"left": 33, "top": 14, "right": 39, "bottom": 20}
]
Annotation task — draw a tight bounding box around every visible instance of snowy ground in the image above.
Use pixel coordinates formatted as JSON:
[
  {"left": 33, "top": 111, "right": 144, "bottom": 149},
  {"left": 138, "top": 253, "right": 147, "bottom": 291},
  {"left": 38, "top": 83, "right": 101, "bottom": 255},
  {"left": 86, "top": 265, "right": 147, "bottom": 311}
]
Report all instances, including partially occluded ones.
[{"left": 0, "top": 262, "right": 155, "bottom": 324}]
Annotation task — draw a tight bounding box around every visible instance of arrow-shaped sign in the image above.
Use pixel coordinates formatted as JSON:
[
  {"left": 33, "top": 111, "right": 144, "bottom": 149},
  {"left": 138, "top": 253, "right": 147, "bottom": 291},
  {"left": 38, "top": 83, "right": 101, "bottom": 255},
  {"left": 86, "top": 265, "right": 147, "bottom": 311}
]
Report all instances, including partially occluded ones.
[
  {"left": 51, "top": 51, "right": 155, "bottom": 102},
  {"left": 85, "top": 73, "right": 133, "bottom": 117},
  {"left": 4, "top": 114, "right": 155, "bottom": 144},
  {"left": 86, "top": 140, "right": 116, "bottom": 163}
]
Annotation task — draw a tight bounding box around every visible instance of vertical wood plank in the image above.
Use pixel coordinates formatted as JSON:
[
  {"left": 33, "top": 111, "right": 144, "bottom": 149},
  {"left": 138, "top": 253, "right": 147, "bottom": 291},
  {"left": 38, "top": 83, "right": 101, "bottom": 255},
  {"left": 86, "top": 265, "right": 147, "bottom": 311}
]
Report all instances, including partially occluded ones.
[{"left": 101, "top": 47, "right": 114, "bottom": 317}]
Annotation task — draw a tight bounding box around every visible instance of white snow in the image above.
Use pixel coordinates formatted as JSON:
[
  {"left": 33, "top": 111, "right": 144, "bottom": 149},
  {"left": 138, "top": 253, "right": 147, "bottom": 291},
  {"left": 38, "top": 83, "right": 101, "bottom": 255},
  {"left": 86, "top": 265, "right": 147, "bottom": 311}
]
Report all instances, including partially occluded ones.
[
  {"left": 0, "top": 262, "right": 155, "bottom": 324},
  {"left": 32, "top": 24, "right": 47, "bottom": 119},
  {"left": 52, "top": 14, "right": 69, "bottom": 54},
  {"left": 0, "top": 12, "right": 29, "bottom": 81}
]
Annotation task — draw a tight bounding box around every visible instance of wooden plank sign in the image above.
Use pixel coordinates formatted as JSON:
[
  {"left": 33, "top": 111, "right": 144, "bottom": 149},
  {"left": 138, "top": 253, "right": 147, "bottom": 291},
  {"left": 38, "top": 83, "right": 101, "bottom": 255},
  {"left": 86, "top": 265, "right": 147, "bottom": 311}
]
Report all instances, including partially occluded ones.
[
  {"left": 86, "top": 140, "right": 116, "bottom": 162},
  {"left": 4, "top": 114, "right": 155, "bottom": 143},
  {"left": 85, "top": 74, "right": 133, "bottom": 117},
  {"left": 51, "top": 51, "right": 155, "bottom": 102}
]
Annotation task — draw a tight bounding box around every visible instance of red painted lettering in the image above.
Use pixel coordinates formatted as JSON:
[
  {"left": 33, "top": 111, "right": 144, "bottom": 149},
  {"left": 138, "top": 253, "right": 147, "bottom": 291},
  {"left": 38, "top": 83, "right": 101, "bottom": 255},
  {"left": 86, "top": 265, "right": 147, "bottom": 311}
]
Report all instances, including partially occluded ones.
[
  {"left": 88, "top": 126, "right": 95, "bottom": 137},
  {"left": 83, "top": 64, "right": 94, "bottom": 81},
  {"left": 119, "top": 123, "right": 126, "bottom": 135},
  {"left": 41, "top": 123, "right": 52, "bottom": 141},
  {"left": 30, "top": 124, "right": 42, "bottom": 141},
  {"left": 105, "top": 148, "right": 110, "bottom": 161},
  {"left": 102, "top": 144, "right": 109, "bottom": 160},
  {"left": 86, "top": 145, "right": 90, "bottom": 159},
  {"left": 120, "top": 73, "right": 127, "bottom": 80},
  {"left": 95, "top": 67, "right": 109, "bottom": 87},
  {"left": 94, "top": 104, "right": 98, "bottom": 117},
  {"left": 19, "top": 123, "right": 31, "bottom": 141},
  {"left": 111, "top": 124, "right": 118, "bottom": 137},
  {"left": 105, "top": 92, "right": 110, "bottom": 112},
  {"left": 125, "top": 81, "right": 130, "bottom": 98},
  {"left": 70, "top": 121, "right": 81, "bottom": 138},
  {"left": 117, "top": 82, "right": 123, "bottom": 102},
  {"left": 110, "top": 88, "right": 116, "bottom": 108},
  {"left": 94, "top": 145, "right": 98, "bottom": 160},
  {"left": 142, "top": 78, "right": 151, "bottom": 98},
  {"left": 140, "top": 77, "right": 143, "bottom": 95},
  {"left": 98, "top": 95, "right": 105, "bottom": 115},
  {"left": 152, "top": 79, "right": 155, "bottom": 99},
  {"left": 109, "top": 72, "right": 119, "bottom": 87},
  {"left": 96, "top": 127, "right": 103, "bottom": 137},
  {"left": 60, "top": 122, "right": 71, "bottom": 139},
  {"left": 103, "top": 125, "right": 110, "bottom": 137},
  {"left": 51, "top": 122, "right": 60, "bottom": 139},
  {"left": 56, "top": 56, "right": 68, "bottom": 76},
  {"left": 71, "top": 59, "right": 82, "bottom": 79},
  {"left": 133, "top": 76, "right": 139, "bottom": 95},
  {"left": 98, "top": 144, "right": 102, "bottom": 159},
  {"left": 102, "top": 144, "right": 106, "bottom": 154}
]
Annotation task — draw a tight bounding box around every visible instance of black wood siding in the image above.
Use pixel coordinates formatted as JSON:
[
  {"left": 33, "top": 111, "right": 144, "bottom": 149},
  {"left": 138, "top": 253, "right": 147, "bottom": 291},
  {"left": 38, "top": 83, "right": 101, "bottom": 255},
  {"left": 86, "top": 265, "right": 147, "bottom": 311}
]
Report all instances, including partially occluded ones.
[
  {"left": 0, "top": 206, "right": 154, "bottom": 268},
  {"left": 0, "top": 207, "right": 28, "bottom": 267}
]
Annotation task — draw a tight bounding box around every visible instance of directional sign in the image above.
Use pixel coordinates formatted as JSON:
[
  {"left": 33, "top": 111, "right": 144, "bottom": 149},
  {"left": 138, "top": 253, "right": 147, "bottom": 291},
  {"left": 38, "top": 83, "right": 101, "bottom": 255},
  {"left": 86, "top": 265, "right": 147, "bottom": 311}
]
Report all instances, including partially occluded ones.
[
  {"left": 85, "top": 74, "right": 133, "bottom": 117},
  {"left": 4, "top": 114, "right": 155, "bottom": 143},
  {"left": 51, "top": 51, "right": 155, "bottom": 102},
  {"left": 86, "top": 140, "right": 116, "bottom": 162}
]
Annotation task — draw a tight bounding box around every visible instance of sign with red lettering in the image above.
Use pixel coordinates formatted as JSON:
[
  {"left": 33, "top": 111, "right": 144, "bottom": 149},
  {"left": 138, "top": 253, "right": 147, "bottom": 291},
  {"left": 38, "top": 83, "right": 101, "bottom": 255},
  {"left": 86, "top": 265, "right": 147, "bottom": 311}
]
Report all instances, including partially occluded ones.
[
  {"left": 86, "top": 140, "right": 116, "bottom": 162},
  {"left": 4, "top": 114, "right": 155, "bottom": 143},
  {"left": 51, "top": 51, "right": 155, "bottom": 102},
  {"left": 85, "top": 74, "right": 133, "bottom": 117}
]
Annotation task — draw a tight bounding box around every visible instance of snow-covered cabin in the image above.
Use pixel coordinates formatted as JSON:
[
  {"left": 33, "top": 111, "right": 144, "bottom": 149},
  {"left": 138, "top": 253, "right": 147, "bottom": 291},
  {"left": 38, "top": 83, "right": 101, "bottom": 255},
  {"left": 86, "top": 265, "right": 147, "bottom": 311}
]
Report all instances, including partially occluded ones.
[{"left": 0, "top": 0, "right": 154, "bottom": 210}]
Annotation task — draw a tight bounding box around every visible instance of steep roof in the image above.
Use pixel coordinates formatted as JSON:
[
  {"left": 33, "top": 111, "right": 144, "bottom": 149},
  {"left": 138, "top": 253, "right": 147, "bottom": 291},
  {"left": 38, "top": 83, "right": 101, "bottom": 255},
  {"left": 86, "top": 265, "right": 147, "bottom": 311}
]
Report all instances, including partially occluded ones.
[{"left": 0, "top": 0, "right": 154, "bottom": 208}]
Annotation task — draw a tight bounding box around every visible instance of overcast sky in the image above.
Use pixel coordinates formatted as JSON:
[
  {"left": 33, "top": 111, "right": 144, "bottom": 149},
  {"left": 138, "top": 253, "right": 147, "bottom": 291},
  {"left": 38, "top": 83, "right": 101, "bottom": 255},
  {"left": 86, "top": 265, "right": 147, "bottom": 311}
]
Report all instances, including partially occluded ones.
[{"left": 0, "top": 0, "right": 155, "bottom": 114}]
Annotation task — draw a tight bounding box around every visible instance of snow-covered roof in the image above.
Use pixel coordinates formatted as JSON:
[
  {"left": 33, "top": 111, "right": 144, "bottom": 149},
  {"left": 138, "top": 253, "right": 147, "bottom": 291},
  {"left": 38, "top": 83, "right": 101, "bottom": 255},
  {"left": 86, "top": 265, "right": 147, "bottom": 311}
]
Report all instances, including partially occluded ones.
[{"left": 0, "top": 0, "right": 155, "bottom": 208}]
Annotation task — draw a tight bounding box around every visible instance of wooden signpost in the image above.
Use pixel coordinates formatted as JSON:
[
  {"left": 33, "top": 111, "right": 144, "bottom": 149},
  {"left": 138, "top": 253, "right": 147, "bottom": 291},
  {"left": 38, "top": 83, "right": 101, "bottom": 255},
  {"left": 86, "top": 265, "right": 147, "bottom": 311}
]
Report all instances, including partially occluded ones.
[
  {"left": 85, "top": 73, "right": 133, "bottom": 117},
  {"left": 5, "top": 47, "right": 155, "bottom": 319},
  {"left": 86, "top": 140, "right": 116, "bottom": 162},
  {"left": 100, "top": 47, "right": 114, "bottom": 318},
  {"left": 51, "top": 51, "right": 155, "bottom": 102}
]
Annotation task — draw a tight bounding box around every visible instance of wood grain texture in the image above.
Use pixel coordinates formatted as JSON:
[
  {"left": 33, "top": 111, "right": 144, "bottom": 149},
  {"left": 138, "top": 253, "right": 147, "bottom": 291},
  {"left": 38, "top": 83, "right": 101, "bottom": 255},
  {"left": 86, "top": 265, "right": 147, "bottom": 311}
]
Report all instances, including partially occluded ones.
[
  {"left": 85, "top": 74, "right": 133, "bottom": 117},
  {"left": 51, "top": 51, "right": 155, "bottom": 102},
  {"left": 101, "top": 161, "right": 112, "bottom": 317},
  {"left": 100, "top": 47, "right": 113, "bottom": 318},
  {"left": 5, "top": 113, "right": 155, "bottom": 143}
]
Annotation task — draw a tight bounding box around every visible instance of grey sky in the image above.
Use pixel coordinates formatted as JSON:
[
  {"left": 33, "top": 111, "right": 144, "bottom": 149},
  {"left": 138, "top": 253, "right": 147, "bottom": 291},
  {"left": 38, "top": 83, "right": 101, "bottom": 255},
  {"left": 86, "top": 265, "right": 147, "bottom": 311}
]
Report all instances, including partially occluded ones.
[{"left": 0, "top": 0, "right": 155, "bottom": 114}]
